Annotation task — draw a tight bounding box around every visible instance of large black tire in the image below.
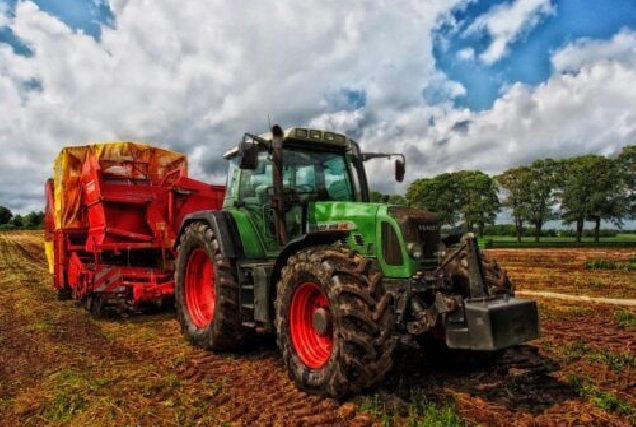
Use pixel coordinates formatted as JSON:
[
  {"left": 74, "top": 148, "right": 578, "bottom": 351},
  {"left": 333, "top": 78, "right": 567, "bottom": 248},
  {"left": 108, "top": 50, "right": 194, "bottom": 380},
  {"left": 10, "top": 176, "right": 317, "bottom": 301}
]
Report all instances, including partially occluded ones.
[
  {"left": 275, "top": 246, "right": 396, "bottom": 398},
  {"left": 175, "top": 222, "right": 245, "bottom": 351}
]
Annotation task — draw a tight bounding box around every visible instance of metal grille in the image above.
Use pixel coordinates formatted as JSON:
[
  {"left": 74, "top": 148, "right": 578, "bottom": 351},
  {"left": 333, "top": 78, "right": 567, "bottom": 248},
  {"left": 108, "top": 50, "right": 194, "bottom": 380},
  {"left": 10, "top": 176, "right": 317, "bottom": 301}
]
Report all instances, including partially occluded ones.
[
  {"left": 381, "top": 221, "right": 403, "bottom": 265},
  {"left": 387, "top": 206, "right": 440, "bottom": 259}
]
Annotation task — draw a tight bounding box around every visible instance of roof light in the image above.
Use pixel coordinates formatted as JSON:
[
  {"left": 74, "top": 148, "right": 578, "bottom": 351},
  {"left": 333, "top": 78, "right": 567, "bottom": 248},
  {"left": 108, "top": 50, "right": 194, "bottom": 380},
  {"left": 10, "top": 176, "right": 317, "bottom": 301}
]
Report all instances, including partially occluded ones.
[
  {"left": 309, "top": 130, "right": 321, "bottom": 139},
  {"left": 295, "top": 128, "right": 308, "bottom": 138}
]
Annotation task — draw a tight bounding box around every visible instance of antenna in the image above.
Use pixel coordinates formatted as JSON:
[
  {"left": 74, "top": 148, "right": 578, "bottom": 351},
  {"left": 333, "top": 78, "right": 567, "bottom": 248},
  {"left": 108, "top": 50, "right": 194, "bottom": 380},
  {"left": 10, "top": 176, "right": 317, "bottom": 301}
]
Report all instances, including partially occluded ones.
[{"left": 267, "top": 114, "right": 272, "bottom": 130}]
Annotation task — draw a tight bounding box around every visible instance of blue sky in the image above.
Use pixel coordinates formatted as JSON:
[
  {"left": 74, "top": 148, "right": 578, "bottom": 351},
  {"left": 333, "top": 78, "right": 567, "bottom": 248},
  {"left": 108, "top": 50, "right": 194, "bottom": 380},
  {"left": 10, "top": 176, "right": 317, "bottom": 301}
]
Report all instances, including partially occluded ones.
[
  {"left": 435, "top": 0, "right": 636, "bottom": 110},
  {"left": 0, "top": 0, "right": 634, "bottom": 230}
]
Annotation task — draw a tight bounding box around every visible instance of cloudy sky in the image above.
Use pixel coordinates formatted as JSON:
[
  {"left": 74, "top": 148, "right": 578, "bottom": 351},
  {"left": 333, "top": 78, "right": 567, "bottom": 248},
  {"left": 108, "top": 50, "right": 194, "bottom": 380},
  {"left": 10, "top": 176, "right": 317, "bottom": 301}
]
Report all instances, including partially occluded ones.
[{"left": 1, "top": 0, "right": 635, "bottom": 215}]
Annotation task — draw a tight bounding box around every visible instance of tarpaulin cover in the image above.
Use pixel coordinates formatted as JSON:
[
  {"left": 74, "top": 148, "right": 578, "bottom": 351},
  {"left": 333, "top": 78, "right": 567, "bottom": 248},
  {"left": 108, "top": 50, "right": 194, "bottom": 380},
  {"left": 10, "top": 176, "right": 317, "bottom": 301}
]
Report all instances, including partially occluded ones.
[{"left": 53, "top": 142, "right": 187, "bottom": 230}]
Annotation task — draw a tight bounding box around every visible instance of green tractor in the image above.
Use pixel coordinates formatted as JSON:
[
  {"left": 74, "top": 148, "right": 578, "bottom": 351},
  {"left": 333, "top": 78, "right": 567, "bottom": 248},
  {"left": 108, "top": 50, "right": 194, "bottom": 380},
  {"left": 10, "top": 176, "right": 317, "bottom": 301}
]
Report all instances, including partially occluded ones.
[{"left": 174, "top": 125, "right": 539, "bottom": 398}]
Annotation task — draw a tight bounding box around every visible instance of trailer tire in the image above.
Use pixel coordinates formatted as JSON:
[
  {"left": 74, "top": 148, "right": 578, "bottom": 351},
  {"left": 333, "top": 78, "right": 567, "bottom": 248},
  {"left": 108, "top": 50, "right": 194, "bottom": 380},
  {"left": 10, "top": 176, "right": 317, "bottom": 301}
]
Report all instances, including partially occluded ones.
[
  {"left": 276, "top": 246, "right": 396, "bottom": 398},
  {"left": 57, "top": 285, "right": 73, "bottom": 301},
  {"left": 87, "top": 294, "right": 103, "bottom": 318},
  {"left": 175, "top": 221, "right": 244, "bottom": 351}
]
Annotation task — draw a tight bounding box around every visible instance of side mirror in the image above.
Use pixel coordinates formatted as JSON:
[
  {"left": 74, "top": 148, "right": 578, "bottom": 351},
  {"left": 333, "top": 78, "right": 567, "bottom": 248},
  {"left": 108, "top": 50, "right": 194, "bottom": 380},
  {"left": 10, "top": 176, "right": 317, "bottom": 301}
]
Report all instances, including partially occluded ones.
[
  {"left": 395, "top": 159, "right": 405, "bottom": 183},
  {"left": 239, "top": 138, "right": 259, "bottom": 170}
]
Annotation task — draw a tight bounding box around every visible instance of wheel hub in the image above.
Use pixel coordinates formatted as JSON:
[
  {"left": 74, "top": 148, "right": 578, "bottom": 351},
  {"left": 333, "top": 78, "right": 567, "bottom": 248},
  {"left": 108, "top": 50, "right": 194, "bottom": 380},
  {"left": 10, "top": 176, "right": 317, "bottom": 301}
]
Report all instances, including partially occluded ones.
[
  {"left": 184, "top": 247, "right": 215, "bottom": 328},
  {"left": 312, "top": 308, "right": 331, "bottom": 336},
  {"left": 289, "top": 282, "right": 333, "bottom": 369}
]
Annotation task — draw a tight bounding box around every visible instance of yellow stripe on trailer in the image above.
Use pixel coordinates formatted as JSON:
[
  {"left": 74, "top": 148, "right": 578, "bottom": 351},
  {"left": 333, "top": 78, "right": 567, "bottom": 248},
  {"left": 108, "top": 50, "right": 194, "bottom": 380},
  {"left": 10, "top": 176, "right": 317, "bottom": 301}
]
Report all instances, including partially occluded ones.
[{"left": 44, "top": 241, "right": 54, "bottom": 275}]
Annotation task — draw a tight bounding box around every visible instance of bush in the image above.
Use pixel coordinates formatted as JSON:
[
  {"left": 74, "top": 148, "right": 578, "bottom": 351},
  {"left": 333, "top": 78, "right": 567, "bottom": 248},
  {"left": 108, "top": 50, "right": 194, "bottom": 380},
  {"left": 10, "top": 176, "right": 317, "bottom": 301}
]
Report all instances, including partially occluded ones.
[
  {"left": 585, "top": 259, "right": 636, "bottom": 271},
  {"left": 480, "top": 225, "right": 620, "bottom": 238},
  {"left": 489, "top": 240, "right": 636, "bottom": 249}
]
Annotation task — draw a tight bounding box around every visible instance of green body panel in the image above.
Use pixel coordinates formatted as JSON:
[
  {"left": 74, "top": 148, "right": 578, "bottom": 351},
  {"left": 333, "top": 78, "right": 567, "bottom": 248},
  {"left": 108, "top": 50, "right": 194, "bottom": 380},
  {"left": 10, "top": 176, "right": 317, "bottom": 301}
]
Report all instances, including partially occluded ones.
[
  {"left": 226, "top": 201, "right": 418, "bottom": 279},
  {"left": 228, "top": 209, "right": 268, "bottom": 259}
]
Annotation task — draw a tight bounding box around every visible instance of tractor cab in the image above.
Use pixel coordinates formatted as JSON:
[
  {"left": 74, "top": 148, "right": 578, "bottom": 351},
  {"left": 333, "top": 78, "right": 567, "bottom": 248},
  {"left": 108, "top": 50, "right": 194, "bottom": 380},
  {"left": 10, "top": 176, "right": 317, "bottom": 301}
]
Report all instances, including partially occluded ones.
[{"left": 222, "top": 126, "right": 404, "bottom": 252}]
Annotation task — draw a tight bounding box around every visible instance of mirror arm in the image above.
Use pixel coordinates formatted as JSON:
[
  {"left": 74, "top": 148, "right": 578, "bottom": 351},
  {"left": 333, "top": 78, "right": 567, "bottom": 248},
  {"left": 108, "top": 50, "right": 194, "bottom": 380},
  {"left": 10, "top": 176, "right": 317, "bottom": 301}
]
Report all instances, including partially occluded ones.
[{"left": 362, "top": 152, "right": 405, "bottom": 163}]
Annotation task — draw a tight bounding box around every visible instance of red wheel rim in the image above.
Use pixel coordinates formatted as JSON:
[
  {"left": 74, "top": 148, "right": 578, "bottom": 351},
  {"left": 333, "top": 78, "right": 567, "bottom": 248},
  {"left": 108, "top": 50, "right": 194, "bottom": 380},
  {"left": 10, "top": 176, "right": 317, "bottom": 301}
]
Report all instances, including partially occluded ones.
[
  {"left": 185, "top": 248, "right": 215, "bottom": 328},
  {"left": 290, "top": 282, "right": 333, "bottom": 369}
]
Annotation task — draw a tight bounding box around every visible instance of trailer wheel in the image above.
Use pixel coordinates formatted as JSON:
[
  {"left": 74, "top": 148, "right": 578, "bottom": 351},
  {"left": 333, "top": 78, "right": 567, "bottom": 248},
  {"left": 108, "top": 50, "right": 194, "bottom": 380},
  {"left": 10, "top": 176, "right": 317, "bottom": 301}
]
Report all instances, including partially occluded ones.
[
  {"left": 276, "top": 246, "right": 396, "bottom": 398},
  {"left": 57, "top": 285, "right": 73, "bottom": 301},
  {"left": 175, "top": 222, "right": 244, "bottom": 351},
  {"left": 87, "top": 294, "right": 103, "bottom": 318}
]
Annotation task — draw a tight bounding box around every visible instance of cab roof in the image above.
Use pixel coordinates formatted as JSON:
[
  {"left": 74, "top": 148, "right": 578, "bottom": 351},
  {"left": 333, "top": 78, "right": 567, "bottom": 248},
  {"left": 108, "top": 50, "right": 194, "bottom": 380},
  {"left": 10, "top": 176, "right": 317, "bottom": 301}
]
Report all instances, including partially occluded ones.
[{"left": 223, "top": 127, "right": 354, "bottom": 159}]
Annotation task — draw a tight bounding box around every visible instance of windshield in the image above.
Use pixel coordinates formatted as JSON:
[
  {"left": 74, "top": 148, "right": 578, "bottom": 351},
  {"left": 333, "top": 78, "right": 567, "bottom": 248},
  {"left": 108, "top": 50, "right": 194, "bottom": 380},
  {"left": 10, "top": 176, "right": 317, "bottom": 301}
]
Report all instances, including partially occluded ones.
[{"left": 238, "top": 148, "right": 358, "bottom": 204}]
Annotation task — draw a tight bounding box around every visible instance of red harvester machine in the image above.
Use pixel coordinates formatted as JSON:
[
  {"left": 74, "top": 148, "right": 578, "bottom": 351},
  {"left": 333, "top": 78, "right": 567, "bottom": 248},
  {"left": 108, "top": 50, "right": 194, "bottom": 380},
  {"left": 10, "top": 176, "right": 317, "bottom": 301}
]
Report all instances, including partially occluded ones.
[{"left": 44, "top": 142, "right": 224, "bottom": 315}]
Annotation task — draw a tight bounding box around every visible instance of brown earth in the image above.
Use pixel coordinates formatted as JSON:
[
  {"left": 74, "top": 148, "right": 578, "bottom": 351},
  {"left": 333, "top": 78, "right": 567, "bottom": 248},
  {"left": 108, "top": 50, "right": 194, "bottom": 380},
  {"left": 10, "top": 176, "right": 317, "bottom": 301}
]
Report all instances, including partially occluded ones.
[
  {"left": 484, "top": 248, "right": 636, "bottom": 299},
  {"left": 0, "top": 231, "right": 634, "bottom": 426}
]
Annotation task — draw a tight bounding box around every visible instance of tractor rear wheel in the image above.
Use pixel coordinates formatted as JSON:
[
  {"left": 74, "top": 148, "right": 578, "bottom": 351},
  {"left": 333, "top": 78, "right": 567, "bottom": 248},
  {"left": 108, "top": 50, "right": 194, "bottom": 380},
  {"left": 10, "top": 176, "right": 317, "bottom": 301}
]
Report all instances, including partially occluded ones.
[
  {"left": 276, "top": 246, "right": 396, "bottom": 398},
  {"left": 175, "top": 222, "right": 244, "bottom": 351}
]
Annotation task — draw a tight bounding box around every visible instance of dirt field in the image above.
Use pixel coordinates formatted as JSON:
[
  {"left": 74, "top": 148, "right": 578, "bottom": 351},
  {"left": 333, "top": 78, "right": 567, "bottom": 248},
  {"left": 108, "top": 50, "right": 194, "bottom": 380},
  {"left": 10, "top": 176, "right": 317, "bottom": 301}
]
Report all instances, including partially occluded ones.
[{"left": 0, "top": 231, "right": 634, "bottom": 426}]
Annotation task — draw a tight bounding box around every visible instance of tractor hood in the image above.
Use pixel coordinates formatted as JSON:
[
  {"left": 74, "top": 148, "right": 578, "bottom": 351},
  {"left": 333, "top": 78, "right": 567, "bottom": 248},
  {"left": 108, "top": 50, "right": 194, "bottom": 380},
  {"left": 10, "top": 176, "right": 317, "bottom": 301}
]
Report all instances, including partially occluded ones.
[{"left": 306, "top": 202, "right": 440, "bottom": 278}]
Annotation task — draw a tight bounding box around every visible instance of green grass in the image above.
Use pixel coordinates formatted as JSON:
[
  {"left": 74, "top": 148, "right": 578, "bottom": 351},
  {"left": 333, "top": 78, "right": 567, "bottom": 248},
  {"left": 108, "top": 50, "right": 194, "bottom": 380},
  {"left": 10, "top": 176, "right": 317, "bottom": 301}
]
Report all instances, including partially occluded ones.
[
  {"left": 614, "top": 310, "right": 636, "bottom": 329},
  {"left": 569, "top": 375, "right": 633, "bottom": 417},
  {"left": 585, "top": 259, "right": 636, "bottom": 271},
  {"left": 359, "top": 391, "right": 464, "bottom": 427},
  {"left": 481, "top": 235, "right": 636, "bottom": 248},
  {"left": 562, "top": 340, "right": 634, "bottom": 372},
  {"left": 485, "top": 235, "right": 636, "bottom": 242}
]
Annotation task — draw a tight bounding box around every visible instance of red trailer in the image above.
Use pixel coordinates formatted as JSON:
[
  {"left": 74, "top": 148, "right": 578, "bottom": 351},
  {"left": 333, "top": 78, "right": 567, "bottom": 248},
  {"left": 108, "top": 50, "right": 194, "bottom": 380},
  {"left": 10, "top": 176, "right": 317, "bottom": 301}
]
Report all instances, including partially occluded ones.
[{"left": 44, "top": 142, "right": 224, "bottom": 315}]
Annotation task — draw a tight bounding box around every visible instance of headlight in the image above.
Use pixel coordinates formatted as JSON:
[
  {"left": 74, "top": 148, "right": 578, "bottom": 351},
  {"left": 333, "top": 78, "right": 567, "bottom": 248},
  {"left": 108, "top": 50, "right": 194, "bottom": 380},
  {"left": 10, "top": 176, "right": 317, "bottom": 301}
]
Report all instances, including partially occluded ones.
[{"left": 407, "top": 242, "right": 423, "bottom": 259}]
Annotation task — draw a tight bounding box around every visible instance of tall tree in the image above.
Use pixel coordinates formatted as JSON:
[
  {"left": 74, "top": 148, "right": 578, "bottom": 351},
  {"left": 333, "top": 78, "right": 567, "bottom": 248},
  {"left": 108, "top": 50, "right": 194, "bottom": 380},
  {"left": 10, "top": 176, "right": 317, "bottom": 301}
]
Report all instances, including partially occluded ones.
[
  {"left": 585, "top": 157, "right": 626, "bottom": 242},
  {"left": 617, "top": 145, "right": 635, "bottom": 219},
  {"left": 387, "top": 194, "right": 407, "bottom": 206},
  {"left": 560, "top": 155, "right": 624, "bottom": 242},
  {"left": 369, "top": 191, "right": 384, "bottom": 203},
  {"left": 455, "top": 170, "right": 500, "bottom": 237},
  {"left": 11, "top": 214, "right": 23, "bottom": 227},
  {"left": 496, "top": 166, "right": 531, "bottom": 243},
  {"left": 0, "top": 206, "right": 12, "bottom": 225},
  {"left": 24, "top": 211, "right": 45, "bottom": 227},
  {"left": 407, "top": 174, "right": 461, "bottom": 226},
  {"left": 525, "top": 159, "right": 560, "bottom": 242}
]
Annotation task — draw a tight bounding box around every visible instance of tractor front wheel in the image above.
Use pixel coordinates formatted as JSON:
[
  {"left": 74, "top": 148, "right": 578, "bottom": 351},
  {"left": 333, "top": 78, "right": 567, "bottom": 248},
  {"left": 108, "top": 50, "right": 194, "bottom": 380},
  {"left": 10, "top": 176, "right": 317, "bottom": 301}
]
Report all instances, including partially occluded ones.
[
  {"left": 175, "top": 222, "right": 244, "bottom": 351},
  {"left": 276, "top": 246, "right": 396, "bottom": 398}
]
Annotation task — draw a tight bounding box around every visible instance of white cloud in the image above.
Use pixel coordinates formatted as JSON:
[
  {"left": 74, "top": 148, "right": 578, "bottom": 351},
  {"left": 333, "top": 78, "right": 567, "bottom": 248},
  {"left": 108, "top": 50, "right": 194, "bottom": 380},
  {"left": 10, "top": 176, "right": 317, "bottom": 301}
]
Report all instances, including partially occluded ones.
[
  {"left": 466, "top": 0, "right": 555, "bottom": 64},
  {"left": 0, "top": 0, "right": 463, "bottom": 212},
  {"left": 0, "top": 1, "right": 634, "bottom": 212},
  {"left": 309, "top": 30, "right": 636, "bottom": 195},
  {"left": 456, "top": 47, "right": 475, "bottom": 61},
  {"left": 552, "top": 27, "right": 636, "bottom": 72}
]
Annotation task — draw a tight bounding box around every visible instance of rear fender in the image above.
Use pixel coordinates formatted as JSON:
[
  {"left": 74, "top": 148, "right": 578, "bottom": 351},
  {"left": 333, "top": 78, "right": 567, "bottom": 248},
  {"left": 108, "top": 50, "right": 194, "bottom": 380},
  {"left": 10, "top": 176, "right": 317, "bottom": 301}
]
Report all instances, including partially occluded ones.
[{"left": 175, "top": 210, "right": 243, "bottom": 259}]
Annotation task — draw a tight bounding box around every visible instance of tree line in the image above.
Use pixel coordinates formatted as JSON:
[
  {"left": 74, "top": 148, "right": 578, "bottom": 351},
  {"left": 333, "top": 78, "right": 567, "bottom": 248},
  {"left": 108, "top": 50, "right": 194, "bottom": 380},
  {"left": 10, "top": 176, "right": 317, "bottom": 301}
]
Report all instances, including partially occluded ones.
[
  {"left": 376, "top": 145, "right": 635, "bottom": 243},
  {"left": 0, "top": 206, "right": 45, "bottom": 230}
]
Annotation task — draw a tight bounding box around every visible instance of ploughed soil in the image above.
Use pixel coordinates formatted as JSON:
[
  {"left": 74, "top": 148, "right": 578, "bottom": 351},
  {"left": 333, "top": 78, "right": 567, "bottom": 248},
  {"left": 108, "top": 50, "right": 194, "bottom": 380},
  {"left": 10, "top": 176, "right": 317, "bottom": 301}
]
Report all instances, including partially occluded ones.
[
  {"left": 0, "top": 231, "right": 633, "bottom": 426},
  {"left": 485, "top": 248, "right": 635, "bottom": 299}
]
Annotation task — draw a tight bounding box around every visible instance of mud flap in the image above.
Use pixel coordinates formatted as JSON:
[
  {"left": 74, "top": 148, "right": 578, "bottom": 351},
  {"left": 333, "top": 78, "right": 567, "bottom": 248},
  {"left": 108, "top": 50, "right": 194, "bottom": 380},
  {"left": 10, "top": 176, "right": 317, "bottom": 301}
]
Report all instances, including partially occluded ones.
[{"left": 445, "top": 296, "right": 540, "bottom": 351}]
